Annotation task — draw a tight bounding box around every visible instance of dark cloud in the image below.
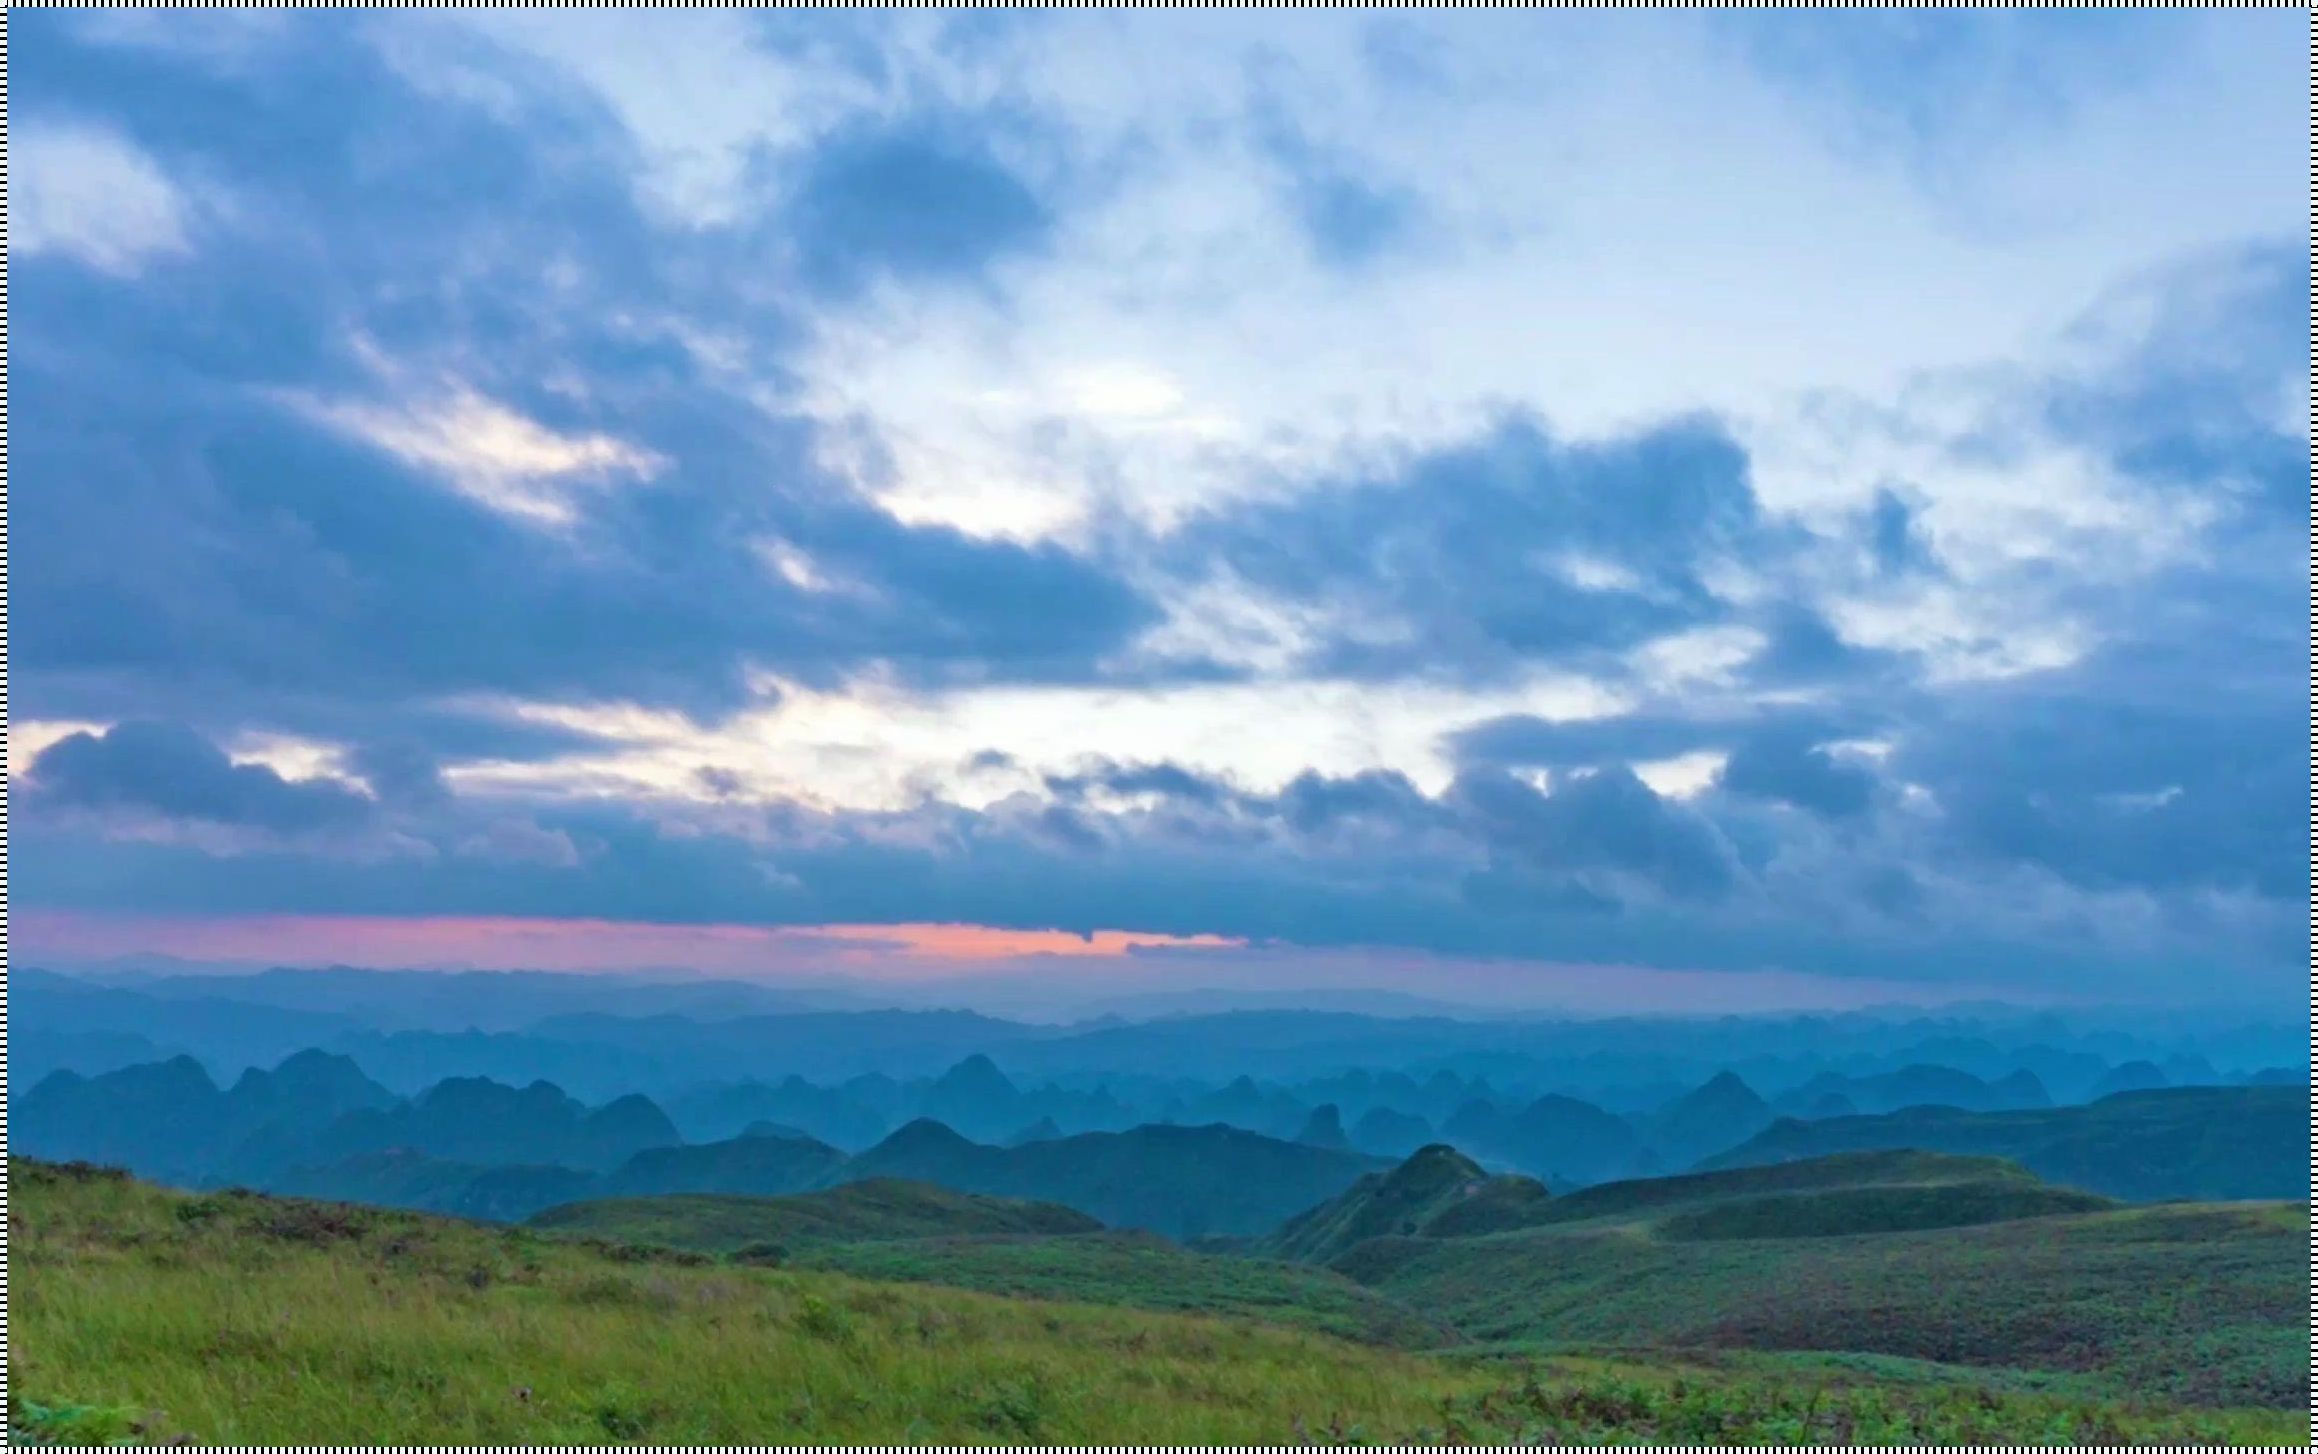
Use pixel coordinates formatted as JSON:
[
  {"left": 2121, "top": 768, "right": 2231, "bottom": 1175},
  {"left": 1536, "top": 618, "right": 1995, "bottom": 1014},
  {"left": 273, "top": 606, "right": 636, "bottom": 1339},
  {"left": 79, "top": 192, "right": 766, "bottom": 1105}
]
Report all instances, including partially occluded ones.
[
  {"left": 30, "top": 722, "right": 374, "bottom": 835},
  {"left": 1868, "top": 487, "right": 1938, "bottom": 577},
  {"left": 1175, "top": 414, "right": 1793, "bottom": 682},
  {"left": 1450, "top": 701, "right": 1880, "bottom": 773},
  {"left": 1248, "top": 90, "right": 1423, "bottom": 269},
  {"left": 1047, "top": 760, "right": 1239, "bottom": 808},
  {"left": 12, "top": 17, "right": 1161, "bottom": 763},
  {"left": 785, "top": 121, "right": 1052, "bottom": 295},
  {"left": 1718, "top": 732, "right": 1878, "bottom": 820},
  {"left": 1448, "top": 765, "right": 1738, "bottom": 902}
]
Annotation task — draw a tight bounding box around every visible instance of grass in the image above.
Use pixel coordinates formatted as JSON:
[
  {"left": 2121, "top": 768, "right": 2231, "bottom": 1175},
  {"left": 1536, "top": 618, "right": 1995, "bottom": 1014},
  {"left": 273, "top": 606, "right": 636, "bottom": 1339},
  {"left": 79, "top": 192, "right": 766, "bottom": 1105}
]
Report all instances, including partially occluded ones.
[
  {"left": 10, "top": 1160, "right": 1494, "bottom": 1444},
  {"left": 528, "top": 1178, "right": 1100, "bottom": 1256},
  {"left": 1337, "top": 1200, "right": 2311, "bottom": 1409},
  {"left": 793, "top": 1232, "right": 1453, "bottom": 1350},
  {"left": 14, "top": 1158, "right": 2306, "bottom": 1446},
  {"left": 1369, "top": 1353, "right": 2307, "bottom": 1447}
]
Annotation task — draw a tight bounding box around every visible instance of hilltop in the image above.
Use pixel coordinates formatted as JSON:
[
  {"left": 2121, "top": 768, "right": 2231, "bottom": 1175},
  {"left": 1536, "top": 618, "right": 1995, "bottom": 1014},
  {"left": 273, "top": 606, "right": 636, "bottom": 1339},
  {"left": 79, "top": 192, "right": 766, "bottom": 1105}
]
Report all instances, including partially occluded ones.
[{"left": 1258, "top": 1144, "right": 1556, "bottom": 1263}]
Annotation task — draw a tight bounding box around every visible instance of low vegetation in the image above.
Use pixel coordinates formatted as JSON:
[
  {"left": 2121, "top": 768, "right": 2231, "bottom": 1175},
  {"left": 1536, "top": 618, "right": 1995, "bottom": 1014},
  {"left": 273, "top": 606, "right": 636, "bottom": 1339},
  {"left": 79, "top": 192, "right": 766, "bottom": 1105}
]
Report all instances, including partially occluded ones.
[
  {"left": 9, "top": 1160, "right": 1495, "bottom": 1444},
  {"left": 795, "top": 1233, "right": 1451, "bottom": 1350},
  {"left": 1338, "top": 1196, "right": 2309, "bottom": 1409},
  {"left": 528, "top": 1178, "right": 1101, "bottom": 1255},
  {"left": 15, "top": 1155, "right": 2306, "bottom": 1445}
]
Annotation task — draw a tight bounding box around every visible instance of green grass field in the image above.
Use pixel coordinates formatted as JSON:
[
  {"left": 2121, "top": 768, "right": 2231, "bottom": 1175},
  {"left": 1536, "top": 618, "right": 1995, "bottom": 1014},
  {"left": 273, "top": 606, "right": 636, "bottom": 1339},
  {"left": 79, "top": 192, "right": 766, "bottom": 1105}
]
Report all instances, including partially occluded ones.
[
  {"left": 12, "top": 1159, "right": 2307, "bottom": 1445},
  {"left": 9, "top": 1161, "right": 1491, "bottom": 1444},
  {"left": 529, "top": 1178, "right": 1101, "bottom": 1256},
  {"left": 1337, "top": 1196, "right": 2310, "bottom": 1409},
  {"left": 794, "top": 1233, "right": 1452, "bottom": 1350}
]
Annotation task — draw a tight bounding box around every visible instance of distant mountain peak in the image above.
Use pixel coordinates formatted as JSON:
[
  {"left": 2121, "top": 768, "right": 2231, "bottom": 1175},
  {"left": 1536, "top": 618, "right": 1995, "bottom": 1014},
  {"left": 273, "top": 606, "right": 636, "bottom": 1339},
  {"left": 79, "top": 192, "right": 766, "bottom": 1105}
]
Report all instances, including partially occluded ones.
[
  {"left": 933, "top": 1053, "right": 1015, "bottom": 1095},
  {"left": 875, "top": 1117, "right": 978, "bottom": 1155},
  {"left": 1296, "top": 1103, "right": 1351, "bottom": 1151}
]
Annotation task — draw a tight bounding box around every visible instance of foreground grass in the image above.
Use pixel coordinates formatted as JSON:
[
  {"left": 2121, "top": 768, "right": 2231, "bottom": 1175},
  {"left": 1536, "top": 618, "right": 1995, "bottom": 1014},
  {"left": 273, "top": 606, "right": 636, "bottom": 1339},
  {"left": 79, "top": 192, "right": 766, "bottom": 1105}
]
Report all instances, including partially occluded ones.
[
  {"left": 12, "top": 1161, "right": 1492, "bottom": 1444},
  {"left": 795, "top": 1232, "right": 1452, "bottom": 1350},
  {"left": 1384, "top": 1355, "right": 2307, "bottom": 1447},
  {"left": 13, "top": 1161, "right": 2304, "bottom": 1446}
]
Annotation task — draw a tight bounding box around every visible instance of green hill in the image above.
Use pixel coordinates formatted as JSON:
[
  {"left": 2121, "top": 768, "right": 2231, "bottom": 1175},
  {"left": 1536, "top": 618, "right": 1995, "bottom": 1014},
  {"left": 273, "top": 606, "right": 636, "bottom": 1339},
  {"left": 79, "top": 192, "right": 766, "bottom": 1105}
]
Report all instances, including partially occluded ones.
[
  {"left": 15, "top": 1160, "right": 2301, "bottom": 1446},
  {"left": 1528, "top": 1149, "right": 2086, "bottom": 1228},
  {"left": 1258, "top": 1144, "right": 1556, "bottom": 1263},
  {"left": 1702, "top": 1086, "right": 2306, "bottom": 1201},
  {"left": 1329, "top": 1160, "right": 2309, "bottom": 1410},
  {"left": 795, "top": 1233, "right": 1452, "bottom": 1350},
  {"left": 529, "top": 1179, "right": 1101, "bottom": 1254}
]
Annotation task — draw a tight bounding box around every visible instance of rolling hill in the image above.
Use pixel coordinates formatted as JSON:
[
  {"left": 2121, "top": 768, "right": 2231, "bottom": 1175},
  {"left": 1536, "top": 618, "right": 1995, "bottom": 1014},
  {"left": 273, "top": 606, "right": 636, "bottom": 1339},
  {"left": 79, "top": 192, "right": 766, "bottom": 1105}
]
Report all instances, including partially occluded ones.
[
  {"left": 1258, "top": 1144, "right": 1556, "bottom": 1263},
  {"left": 530, "top": 1176, "right": 1451, "bottom": 1349},
  {"left": 1324, "top": 1152, "right": 2309, "bottom": 1408},
  {"left": 12, "top": 1159, "right": 2300, "bottom": 1446},
  {"left": 1702, "top": 1086, "right": 2308, "bottom": 1201},
  {"left": 529, "top": 1178, "right": 1102, "bottom": 1254}
]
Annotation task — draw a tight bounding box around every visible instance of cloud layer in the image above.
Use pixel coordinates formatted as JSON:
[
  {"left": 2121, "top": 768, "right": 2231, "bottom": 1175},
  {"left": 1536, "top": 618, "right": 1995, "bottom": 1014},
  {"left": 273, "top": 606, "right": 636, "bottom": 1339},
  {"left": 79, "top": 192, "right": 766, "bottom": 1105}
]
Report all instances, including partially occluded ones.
[{"left": 11, "top": 11, "right": 2307, "bottom": 1005}]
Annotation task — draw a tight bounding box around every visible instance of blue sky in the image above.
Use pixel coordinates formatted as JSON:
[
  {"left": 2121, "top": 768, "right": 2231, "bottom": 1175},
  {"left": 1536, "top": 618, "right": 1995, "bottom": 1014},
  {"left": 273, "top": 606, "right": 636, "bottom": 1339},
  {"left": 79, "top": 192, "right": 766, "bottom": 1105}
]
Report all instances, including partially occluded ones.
[{"left": 10, "top": 11, "right": 2308, "bottom": 1009}]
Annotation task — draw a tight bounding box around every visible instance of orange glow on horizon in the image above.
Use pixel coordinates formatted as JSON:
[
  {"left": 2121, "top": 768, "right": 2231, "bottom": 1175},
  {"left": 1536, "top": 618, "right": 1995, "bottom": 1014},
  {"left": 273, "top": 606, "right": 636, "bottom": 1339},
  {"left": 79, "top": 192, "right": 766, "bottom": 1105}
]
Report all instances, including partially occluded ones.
[{"left": 12, "top": 909, "right": 1245, "bottom": 975}]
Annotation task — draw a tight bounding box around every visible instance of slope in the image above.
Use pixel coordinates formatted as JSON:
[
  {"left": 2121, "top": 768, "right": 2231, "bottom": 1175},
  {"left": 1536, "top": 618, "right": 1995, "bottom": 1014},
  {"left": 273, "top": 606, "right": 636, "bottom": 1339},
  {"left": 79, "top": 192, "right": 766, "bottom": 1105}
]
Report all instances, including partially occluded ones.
[
  {"left": 527, "top": 1178, "right": 1100, "bottom": 1253},
  {"left": 1258, "top": 1144, "right": 1556, "bottom": 1263},
  {"left": 1328, "top": 1154, "right": 2307, "bottom": 1409},
  {"left": 1702, "top": 1086, "right": 2307, "bottom": 1201},
  {"left": 12, "top": 1160, "right": 2298, "bottom": 1446}
]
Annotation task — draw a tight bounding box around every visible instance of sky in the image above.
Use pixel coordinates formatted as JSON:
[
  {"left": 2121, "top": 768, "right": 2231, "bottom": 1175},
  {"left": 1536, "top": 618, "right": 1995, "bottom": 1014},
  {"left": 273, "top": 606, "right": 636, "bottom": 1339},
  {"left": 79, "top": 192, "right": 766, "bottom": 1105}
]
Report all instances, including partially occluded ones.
[{"left": 10, "top": 11, "right": 2309, "bottom": 1013}]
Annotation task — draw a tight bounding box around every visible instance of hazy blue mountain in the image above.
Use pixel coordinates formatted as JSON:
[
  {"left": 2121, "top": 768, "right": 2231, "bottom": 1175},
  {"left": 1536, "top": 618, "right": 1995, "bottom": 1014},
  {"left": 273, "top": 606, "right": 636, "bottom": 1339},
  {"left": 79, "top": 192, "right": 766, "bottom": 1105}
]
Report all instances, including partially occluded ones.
[
  {"left": 598, "top": 1132, "right": 850, "bottom": 1199},
  {"left": 1466, "top": 1093, "right": 1649, "bottom": 1184},
  {"left": 1648, "top": 1072, "right": 1775, "bottom": 1170},
  {"left": 918, "top": 1054, "right": 1025, "bottom": 1141},
  {"left": 323, "top": 1076, "right": 681, "bottom": 1172},
  {"left": 838, "top": 1119, "right": 1387, "bottom": 1239},
  {"left": 17, "top": 1057, "right": 226, "bottom": 1181},
  {"left": 1296, "top": 1104, "right": 1352, "bottom": 1151},
  {"left": 1350, "top": 1105, "right": 1436, "bottom": 1158},
  {"left": 2090, "top": 1061, "right": 2170, "bottom": 1098}
]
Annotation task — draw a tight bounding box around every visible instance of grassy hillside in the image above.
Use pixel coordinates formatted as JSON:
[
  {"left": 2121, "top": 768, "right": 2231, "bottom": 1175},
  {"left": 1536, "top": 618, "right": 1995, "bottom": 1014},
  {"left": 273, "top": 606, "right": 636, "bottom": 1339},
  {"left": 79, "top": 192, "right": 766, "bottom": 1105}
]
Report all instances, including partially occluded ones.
[
  {"left": 529, "top": 1179, "right": 1101, "bottom": 1254},
  {"left": 1336, "top": 1196, "right": 2310, "bottom": 1409},
  {"left": 795, "top": 1234, "right": 1452, "bottom": 1351},
  {"left": 14, "top": 1160, "right": 2298, "bottom": 1446},
  {"left": 8, "top": 1159, "right": 1492, "bottom": 1444},
  {"left": 1704, "top": 1086, "right": 2308, "bottom": 1201},
  {"left": 1259, "top": 1144, "right": 1556, "bottom": 1263},
  {"left": 1528, "top": 1149, "right": 2094, "bottom": 1229}
]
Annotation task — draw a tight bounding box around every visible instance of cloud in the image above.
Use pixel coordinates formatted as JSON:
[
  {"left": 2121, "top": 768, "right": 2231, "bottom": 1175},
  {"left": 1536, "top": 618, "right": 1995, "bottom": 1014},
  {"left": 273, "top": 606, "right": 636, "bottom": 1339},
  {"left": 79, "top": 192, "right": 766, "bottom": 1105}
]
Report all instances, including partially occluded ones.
[
  {"left": 787, "top": 122, "right": 1052, "bottom": 295},
  {"left": 8, "top": 121, "right": 192, "bottom": 274},
  {"left": 1718, "top": 733, "right": 1878, "bottom": 820},
  {"left": 1450, "top": 764, "right": 1739, "bottom": 902},
  {"left": 292, "top": 387, "right": 666, "bottom": 528},
  {"left": 29, "top": 722, "right": 373, "bottom": 835},
  {"left": 1173, "top": 414, "right": 1788, "bottom": 683},
  {"left": 5, "top": 13, "right": 2304, "bottom": 1004}
]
